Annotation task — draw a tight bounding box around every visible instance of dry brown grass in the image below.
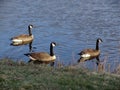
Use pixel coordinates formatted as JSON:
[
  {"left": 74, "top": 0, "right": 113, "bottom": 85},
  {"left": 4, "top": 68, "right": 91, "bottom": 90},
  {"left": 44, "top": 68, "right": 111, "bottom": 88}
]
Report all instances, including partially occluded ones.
[{"left": 113, "top": 64, "right": 120, "bottom": 74}]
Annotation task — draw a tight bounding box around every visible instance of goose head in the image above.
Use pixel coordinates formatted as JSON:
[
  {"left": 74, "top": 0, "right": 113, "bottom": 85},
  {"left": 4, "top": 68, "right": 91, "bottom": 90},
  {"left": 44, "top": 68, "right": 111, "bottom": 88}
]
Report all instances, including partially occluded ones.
[
  {"left": 51, "top": 42, "right": 57, "bottom": 47},
  {"left": 28, "top": 24, "right": 33, "bottom": 29},
  {"left": 97, "top": 38, "right": 103, "bottom": 43}
]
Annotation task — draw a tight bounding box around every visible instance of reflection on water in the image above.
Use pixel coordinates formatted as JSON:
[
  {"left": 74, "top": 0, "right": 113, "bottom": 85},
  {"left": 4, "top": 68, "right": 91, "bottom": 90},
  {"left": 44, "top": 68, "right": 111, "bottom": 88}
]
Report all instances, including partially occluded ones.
[
  {"left": 11, "top": 42, "right": 33, "bottom": 52},
  {"left": 0, "top": 0, "right": 120, "bottom": 71}
]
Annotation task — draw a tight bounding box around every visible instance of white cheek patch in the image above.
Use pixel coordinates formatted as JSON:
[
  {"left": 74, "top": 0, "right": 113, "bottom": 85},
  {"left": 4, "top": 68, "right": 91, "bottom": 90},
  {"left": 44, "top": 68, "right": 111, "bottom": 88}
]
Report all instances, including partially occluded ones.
[
  {"left": 30, "top": 25, "right": 33, "bottom": 29},
  {"left": 12, "top": 39, "right": 22, "bottom": 43},
  {"left": 81, "top": 54, "right": 91, "bottom": 58},
  {"left": 99, "top": 39, "right": 102, "bottom": 43},
  {"left": 52, "top": 43, "right": 56, "bottom": 47}
]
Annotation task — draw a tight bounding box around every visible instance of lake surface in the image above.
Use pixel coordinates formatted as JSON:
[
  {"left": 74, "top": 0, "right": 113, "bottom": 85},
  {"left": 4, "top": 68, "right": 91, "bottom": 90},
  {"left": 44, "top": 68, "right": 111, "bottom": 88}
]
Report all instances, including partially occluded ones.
[{"left": 0, "top": 0, "right": 120, "bottom": 71}]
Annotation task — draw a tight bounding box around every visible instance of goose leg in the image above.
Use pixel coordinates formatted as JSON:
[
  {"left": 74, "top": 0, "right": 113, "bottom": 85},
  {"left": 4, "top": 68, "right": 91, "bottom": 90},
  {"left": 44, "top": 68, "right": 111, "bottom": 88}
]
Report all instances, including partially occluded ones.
[
  {"left": 78, "top": 57, "right": 88, "bottom": 63},
  {"left": 29, "top": 42, "right": 33, "bottom": 52},
  {"left": 28, "top": 59, "right": 32, "bottom": 63},
  {"left": 96, "top": 56, "right": 100, "bottom": 66},
  {"left": 50, "top": 62, "right": 55, "bottom": 66}
]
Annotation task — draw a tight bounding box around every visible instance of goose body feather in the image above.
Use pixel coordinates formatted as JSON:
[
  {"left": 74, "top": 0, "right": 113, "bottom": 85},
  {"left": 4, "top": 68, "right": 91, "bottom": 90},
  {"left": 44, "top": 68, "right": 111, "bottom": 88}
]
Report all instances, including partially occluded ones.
[{"left": 25, "top": 52, "right": 56, "bottom": 62}]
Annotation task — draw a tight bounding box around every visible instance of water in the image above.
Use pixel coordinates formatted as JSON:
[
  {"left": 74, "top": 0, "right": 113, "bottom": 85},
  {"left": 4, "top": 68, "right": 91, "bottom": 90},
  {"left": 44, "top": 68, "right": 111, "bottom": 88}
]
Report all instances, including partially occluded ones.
[{"left": 0, "top": 0, "right": 120, "bottom": 70}]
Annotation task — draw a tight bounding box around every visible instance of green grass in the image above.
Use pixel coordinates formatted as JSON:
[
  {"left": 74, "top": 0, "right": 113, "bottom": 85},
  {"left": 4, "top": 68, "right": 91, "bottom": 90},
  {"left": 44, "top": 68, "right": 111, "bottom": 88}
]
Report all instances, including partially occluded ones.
[{"left": 0, "top": 58, "right": 120, "bottom": 90}]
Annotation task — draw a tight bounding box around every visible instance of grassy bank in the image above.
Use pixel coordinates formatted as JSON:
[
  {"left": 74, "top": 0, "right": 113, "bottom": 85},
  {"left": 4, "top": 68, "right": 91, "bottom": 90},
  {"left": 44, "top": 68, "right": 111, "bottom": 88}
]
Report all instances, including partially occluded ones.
[{"left": 0, "top": 58, "right": 120, "bottom": 90}]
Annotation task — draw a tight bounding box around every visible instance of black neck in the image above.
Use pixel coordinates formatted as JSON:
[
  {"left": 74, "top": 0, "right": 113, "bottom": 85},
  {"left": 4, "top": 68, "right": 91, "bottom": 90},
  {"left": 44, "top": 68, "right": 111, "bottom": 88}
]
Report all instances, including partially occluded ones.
[
  {"left": 50, "top": 44, "right": 54, "bottom": 56},
  {"left": 28, "top": 27, "right": 32, "bottom": 36},
  {"left": 96, "top": 40, "right": 99, "bottom": 50}
]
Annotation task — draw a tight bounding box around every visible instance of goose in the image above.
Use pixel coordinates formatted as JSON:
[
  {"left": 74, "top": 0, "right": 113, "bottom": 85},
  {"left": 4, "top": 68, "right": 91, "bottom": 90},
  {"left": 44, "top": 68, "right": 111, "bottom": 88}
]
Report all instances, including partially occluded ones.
[
  {"left": 11, "top": 24, "right": 34, "bottom": 46},
  {"left": 24, "top": 42, "right": 57, "bottom": 66},
  {"left": 78, "top": 38, "right": 103, "bottom": 65}
]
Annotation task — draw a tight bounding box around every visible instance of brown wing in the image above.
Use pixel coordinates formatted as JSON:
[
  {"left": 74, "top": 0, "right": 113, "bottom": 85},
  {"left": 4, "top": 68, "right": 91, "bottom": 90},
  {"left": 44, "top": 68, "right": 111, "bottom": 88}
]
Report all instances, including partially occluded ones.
[
  {"left": 12, "top": 34, "right": 29, "bottom": 39},
  {"left": 29, "top": 52, "right": 55, "bottom": 61},
  {"left": 11, "top": 34, "right": 33, "bottom": 46},
  {"left": 80, "top": 49, "right": 100, "bottom": 57},
  {"left": 13, "top": 34, "right": 33, "bottom": 41}
]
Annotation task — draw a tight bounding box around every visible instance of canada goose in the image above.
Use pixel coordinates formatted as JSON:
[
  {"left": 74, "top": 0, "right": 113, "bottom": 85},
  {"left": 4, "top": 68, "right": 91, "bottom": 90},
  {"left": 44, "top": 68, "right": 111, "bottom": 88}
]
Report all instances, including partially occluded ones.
[
  {"left": 11, "top": 24, "right": 34, "bottom": 46},
  {"left": 24, "top": 42, "right": 57, "bottom": 66},
  {"left": 78, "top": 38, "right": 103, "bottom": 65}
]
